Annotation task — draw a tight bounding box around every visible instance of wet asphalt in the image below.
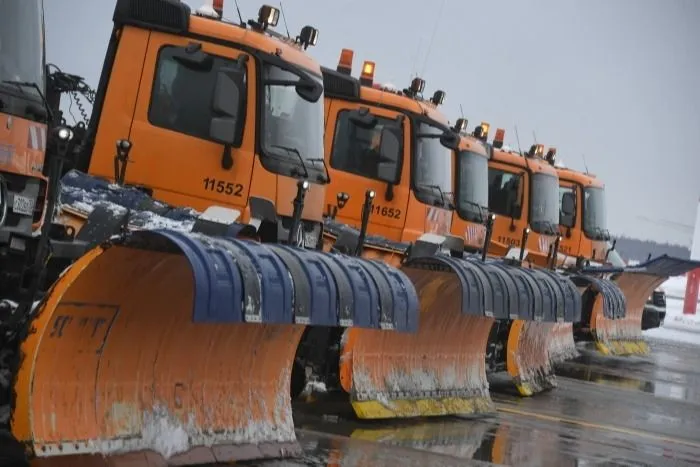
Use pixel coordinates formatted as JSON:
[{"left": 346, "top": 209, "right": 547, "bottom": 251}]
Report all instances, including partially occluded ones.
[
  {"left": 10, "top": 337, "right": 700, "bottom": 466},
  {"left": 249, "top": 338, "right": 700, "bottom": 467}
]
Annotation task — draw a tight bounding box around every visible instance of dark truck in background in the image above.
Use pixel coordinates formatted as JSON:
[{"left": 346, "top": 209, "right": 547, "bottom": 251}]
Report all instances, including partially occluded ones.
[{"left": 642, "top": 289, "right": 667, "bottom": 330}]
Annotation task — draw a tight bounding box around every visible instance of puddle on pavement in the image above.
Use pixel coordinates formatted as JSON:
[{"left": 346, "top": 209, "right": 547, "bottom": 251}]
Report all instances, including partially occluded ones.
[{"left": 556, "top": 362, "right": 700, "bottom": 404}]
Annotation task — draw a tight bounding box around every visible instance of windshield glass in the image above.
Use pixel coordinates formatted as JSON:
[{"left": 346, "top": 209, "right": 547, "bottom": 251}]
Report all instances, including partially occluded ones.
[
  {"left": 262, "top": 64, "right": 324, "bottom": 169},
  {"left": 414, "top": 122, "right": 453, "bottom": 206},
  {"left": 530, "top": 173, "right": 560, "bottom": 234},
  {"left": 583, "top": 186, "right": 608, "bottom": 239},
  {"left": 0, "top": 0, "right": 44, "bottom": 96},
  {"left": 456, "top": 150, "right": 489, "bottom": 222}
]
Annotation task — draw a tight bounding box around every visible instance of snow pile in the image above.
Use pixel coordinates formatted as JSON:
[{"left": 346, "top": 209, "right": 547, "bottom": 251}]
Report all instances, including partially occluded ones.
[{"left": 644, "top": 275, "right": 700, "bottom": 346}]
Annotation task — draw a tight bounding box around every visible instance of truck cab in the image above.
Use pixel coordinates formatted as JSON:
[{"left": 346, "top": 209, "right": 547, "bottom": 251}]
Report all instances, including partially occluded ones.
[
  {"left": 320, "top": 49, "right": 458, "bottom": 250},
  {"left": 555, "top": 165, "right": 611, "bottom": 264},
  {"left": 69, "top": 0, "right": 329, "bottom": 246},
  {"left": 0, "top": 0, "right": 51, "bottom": 292}
]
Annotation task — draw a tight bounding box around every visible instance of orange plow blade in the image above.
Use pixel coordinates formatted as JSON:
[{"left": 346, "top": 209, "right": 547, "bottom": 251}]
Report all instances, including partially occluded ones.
[
  {"left": 574, "top": 255, "right": 700, "bottom": 356},
  {"left": 501, "top": 267, "right": 581, "bottom": 396},
  {"left": 11, "top": 229, "right": 419, "bottom": 465},
  {"left": 337, "top": 250, "right": 582, "bottom": 417},
  {"left": 339, "top": 264, "right": 496, "bottom": 419},
  {"left": 548, "top": 323, "right": 577, "bottom": 364}
]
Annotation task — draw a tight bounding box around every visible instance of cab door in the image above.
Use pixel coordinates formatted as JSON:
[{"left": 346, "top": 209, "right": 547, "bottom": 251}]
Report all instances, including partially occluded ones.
[
  {"left": 558, "top": 180, "right": 582, "bottom": 258},
  {"left": 487, "top": 162, "right": 528, "bottom": 248},
  {"left": 120, "top": 32, "right": 257, "bottom": 213},
  {"left": 323, "top": 100, "right": 410, "bottom": 242}
]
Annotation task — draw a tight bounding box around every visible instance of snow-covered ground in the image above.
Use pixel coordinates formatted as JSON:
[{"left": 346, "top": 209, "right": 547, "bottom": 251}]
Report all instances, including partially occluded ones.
[{"left": 643, "top": 275, "right": 700, "bottom": 346}]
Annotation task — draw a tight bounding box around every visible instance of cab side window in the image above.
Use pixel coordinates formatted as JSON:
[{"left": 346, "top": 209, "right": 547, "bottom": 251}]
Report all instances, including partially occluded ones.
[
  {"left": 559, "top": 185, "right": 576, "bottom": 227},
  {"left": 148, "top": 45, "right": 246, "bottom": 143},
  {"left": 488, "top": 168, "right": 523, "bottom": 219},
  {"left": 330, "top": 110, "right": 402, "bottom": 181}
]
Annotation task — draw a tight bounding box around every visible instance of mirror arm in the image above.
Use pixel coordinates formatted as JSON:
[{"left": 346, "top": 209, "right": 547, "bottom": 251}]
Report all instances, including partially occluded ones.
[
  {"left": 221, "top": 144, "right": 233, "bottom": 170},
  {"left": 384, "top": 182, "right": 394, "bottom": 201}
]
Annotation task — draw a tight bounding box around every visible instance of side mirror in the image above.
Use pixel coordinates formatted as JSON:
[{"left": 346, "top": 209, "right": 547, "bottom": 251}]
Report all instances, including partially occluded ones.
[
  {"left": 348, "top": 107, "right": 378, "bottom": 130},
  {"left": 377, "top": 126, "right": 401, "bottom": 183},
  {"left": 439, "top": 130, "right": 459, "bottom": 150},
  {"left": 295, "top": 76, "right": 323, "bottom": 103},
  {"left": 209, "top": 64, "right": 246, "bottom": 144}
]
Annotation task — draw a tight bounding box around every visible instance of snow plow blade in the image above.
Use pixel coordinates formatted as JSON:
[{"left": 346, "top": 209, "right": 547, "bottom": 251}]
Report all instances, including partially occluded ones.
[
  {"left": 569, "top": 274, "right": 627, "bottom": 356},
  {"left": 579, "top": 255, "right": 700, "bottom": 356},
  {"left": 339, "top": 253, "right": 581, "bottom": 420},
  {"left": 11, "top": 229, "right": 419, "bottom": 465},
  {"left": 500, "top": 267, "right": 581, "bottom": 396}
]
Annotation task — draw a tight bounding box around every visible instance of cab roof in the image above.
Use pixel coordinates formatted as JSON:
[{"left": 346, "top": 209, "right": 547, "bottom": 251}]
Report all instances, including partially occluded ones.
[
  {"left": 491, "top": 147, "right": 558, "bottom": 176},
  {"left": 557, "top": 166, "right": 604, "bottom": 188},
  {"left": 113, "top": 0, "right": 321, "bottom": 75}
]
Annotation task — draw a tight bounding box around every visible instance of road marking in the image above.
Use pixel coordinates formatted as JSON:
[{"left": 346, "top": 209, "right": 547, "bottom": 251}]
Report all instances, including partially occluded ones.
[{"left": 497, "top": 405, "right": 700, "bottom": 449}]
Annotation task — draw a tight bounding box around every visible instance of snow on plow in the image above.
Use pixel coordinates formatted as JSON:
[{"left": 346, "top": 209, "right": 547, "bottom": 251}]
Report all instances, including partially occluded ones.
[
  {"left": 336, "top": 251, "right": 582, "bottom": 420},
  {"left": 11, "top": 229, "right": 419, "bottom": 465},
  {"left": 576, "top": 255, "right": 700, "bottom": 356}
]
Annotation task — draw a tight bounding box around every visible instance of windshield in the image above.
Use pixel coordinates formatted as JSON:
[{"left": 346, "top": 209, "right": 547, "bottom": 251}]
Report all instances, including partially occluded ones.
[
  {"left": 583, "top": 186, "right": 608, "bottom": 239},
  {"left": 262, "top": 64, "right": 324, "bottom": 170},
  {"left": 456, "top": 150, "right": 489, "bottom": 222},
  {"left": 530, "top": 173, "right": 560, "bottom": 234},
  {"left": 414, "top": 122, "right": 453, "bottom": 207},
  {"left": 0, "top": 0, "right": 44, "bottom": 96}
]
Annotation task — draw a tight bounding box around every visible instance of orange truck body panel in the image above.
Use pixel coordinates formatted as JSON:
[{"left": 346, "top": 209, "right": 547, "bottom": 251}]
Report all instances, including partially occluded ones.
[
  {"left": 85, "top": 21, "right": 325, "bottom": 225},
  {"left": 0, "top": 113, "right": 49, "bottom": 231}
]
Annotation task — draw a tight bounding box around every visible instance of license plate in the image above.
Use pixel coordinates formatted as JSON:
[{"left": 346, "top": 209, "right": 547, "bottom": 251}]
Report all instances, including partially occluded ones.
[{"left": 12, "top": 194, "right": 35, "bottom": 216}]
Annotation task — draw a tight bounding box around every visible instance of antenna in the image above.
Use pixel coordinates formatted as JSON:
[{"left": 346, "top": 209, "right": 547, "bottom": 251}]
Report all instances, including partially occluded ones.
[
  {"left": 581, "top": 153, "right": 589, "bottom": 173},
  {"left": 532, "top": 130, "right": 538, "bottom": 144},
  {"left": 279, "top": 1, "right": 291, "bottom": 38},
  {"left": 233, "top": 0, "right": 244, "bottom": 26},
  {"left": 459, "top": 104, "right": 465, "bottom": 118},
  {"left": 420, "top": 0, "right": 446, "bottom": 77},
  {"left": 515, "top": 125, "right": 524, "bottom": 156}
]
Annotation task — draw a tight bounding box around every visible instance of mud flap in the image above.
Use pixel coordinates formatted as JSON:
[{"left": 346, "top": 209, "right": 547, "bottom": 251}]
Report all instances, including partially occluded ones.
[
  {"left": 12, "top": 229, "right": 418, "bottom": 465},
  {"left": 580, "top": 255, "right": 700, "bottom": 356}
]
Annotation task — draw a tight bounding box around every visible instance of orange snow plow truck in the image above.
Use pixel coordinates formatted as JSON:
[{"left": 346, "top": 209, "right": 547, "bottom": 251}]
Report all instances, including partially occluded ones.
[
  {"left": 316, "top": 51, "right": 581, "bottom": 408},
  {"left": 553, "top": 164, "right": 700, "bottom": 356},
  {"left": 5, "top": 1, "right": 427, "bottom": 465},
  {"left": 447, "top": 128, "right": 629, "bottom": 366},
  {"left": 0, "top": 0, "right": 51, "bottom": 298}
]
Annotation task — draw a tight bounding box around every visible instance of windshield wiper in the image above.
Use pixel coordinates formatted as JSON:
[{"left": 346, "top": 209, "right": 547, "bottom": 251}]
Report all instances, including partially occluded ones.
[
  {"left": 532, "top": 220, "right": 559, "bottom": 236},
  {"left": 271, "top": 144, "right": 310, "bottom": 179},
  {"left": 419, "top": 184, "right": 454, "bottom": 209},
  {"left": 1, "top": 80, "right": 53, "bottom": 123},
  {"left": 305, "top": 157, "right": 331, "bottom": 183},
  {"left": 590, "top": 226, "right": 611, "bottom": 241},
  {"left": 461, "top": 200, "right": 488, "bottom": 223}
]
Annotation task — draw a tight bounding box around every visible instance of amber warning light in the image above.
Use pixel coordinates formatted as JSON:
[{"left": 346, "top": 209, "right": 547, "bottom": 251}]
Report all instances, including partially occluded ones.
[
  {"left": 338, "top": 49, "right": 354, "bottom": 75},
  {"left": 360, "top": 61, "right": 376, "bottom": 86}
]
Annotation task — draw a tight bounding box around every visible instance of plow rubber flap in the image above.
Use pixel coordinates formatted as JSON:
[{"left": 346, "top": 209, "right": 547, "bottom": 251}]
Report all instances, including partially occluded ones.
[
  {"left": 12, "top": 230, "right": 418, "bottom": 464},
  {"left": 583, "top": 255, "right": 700, "bottom": 356},
  {"left": 502, "top": 266, "right": 581, "bottom": 396},
  {"left": 339, "top": 254, "right": 500, "bottom": 419}
]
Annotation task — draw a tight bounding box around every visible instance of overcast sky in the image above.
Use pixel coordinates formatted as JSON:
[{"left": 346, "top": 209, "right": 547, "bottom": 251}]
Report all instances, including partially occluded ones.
[{"left": 44, "top": 0, "right": 700, "bottom": 246}]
